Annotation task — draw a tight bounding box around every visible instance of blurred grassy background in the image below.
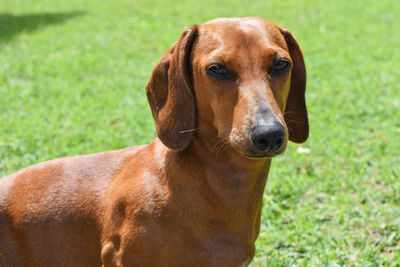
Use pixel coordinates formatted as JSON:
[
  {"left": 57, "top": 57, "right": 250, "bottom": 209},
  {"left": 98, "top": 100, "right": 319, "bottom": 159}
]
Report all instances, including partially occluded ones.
[{"left": 1, "top": 0, "right": 399, "bottom": 265}]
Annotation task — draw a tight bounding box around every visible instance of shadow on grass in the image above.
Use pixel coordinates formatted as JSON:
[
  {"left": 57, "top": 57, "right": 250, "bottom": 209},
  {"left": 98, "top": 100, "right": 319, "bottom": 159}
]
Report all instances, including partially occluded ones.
[{"left": 0, "top": 11, "right": 85, "bottom": 43}]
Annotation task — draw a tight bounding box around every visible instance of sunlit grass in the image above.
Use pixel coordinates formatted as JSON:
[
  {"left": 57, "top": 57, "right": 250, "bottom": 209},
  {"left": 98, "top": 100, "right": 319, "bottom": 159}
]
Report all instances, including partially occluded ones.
[{"left": 1, "top": 0, "right": 399, "bottom": 265}]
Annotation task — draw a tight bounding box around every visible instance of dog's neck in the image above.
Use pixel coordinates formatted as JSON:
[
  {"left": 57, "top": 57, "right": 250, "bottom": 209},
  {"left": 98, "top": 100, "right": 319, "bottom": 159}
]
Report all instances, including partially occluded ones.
[
  {"left": 186, "top": 134, "right": 271, "bottom": 211},
  {"left": 158, "top": 132, "right": 271, "bottom": 243}
]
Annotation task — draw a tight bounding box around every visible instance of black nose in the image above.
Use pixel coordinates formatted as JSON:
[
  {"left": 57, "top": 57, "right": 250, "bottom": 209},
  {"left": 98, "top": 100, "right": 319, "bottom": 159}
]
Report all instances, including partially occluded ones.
[{"left": 251, "top": 124, "right": 286, "bottom": 152}]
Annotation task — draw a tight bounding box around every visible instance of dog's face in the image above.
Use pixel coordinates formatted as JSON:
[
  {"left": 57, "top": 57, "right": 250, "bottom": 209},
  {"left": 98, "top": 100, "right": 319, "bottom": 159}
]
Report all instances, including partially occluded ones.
[{"left": 146, "top": 17, "right": 308, "bottom": 158}]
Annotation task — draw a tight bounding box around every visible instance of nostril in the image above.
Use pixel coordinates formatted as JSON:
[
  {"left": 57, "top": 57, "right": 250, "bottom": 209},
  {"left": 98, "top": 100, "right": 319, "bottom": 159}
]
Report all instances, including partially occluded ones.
[
  {"left": 275, "top": 137, "right": 284, "bottom": 148},
  {"left": 256, "top": 138, "right": 269, "bottom": 150}
]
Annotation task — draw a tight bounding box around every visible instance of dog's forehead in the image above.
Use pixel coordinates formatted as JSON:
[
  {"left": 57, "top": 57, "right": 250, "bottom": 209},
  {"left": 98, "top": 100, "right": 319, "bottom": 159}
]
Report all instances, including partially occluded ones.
[{"left": 199, "top": 17, "right": 287, "bottom": 50}]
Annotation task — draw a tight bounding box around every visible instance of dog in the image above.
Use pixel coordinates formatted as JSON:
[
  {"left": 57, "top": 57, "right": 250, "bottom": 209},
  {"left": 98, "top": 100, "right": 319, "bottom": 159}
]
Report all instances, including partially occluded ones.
[{"left": 0, "top": 17, "right": 308, "bottom": 266}]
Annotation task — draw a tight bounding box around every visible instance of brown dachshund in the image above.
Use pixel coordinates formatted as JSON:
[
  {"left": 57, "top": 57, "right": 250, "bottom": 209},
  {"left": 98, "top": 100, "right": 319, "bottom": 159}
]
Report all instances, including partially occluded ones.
[{"left": 0, "top": 17, "right": 308, "bottom": 266}]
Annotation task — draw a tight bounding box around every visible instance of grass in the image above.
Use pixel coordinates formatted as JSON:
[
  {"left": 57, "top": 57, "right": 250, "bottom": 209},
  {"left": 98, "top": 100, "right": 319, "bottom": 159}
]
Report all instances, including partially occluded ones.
[{"left": 1, "top": 0, "right": 399, "bottom": 265}]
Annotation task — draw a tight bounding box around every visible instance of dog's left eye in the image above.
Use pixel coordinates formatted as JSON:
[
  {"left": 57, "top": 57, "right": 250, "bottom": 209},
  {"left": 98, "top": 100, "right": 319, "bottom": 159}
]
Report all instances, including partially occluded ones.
[
  {"left": 206, "top": 64, "right": 231, "bottom": 79},
  {"left": 270, "top": 60, "right": 291, "bottom": 75}
]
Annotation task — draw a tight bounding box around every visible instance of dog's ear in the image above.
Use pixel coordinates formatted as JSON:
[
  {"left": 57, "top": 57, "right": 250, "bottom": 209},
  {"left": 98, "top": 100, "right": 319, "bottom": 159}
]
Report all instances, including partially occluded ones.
[
  {"left": 279, "top": 26, "right": 309, "bottom": 143},
  {"left": 146, "top": 26, "right": 198, "bottom": 150}
]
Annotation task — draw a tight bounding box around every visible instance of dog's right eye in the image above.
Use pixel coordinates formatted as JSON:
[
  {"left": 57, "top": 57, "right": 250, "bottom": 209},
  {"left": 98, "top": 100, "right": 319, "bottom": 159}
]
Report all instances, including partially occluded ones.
[
  {"left": 270, "top": 59, "right": 291, "bottom": 75},
  {"left": 206, "top": 64, "right": 231, "bottom": 79}
]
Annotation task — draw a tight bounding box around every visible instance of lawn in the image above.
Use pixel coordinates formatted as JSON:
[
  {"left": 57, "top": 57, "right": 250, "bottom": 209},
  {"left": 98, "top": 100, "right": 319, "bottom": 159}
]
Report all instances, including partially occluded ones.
[{"left": 1, "top": 0, "right": 399, "bottom": 265}]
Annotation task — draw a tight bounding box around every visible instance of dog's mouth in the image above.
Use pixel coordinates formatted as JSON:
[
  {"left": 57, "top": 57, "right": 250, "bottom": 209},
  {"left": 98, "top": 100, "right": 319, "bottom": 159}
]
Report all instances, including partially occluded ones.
[{"left": 241, "top": 144, "right": 287, "bottom": 159}]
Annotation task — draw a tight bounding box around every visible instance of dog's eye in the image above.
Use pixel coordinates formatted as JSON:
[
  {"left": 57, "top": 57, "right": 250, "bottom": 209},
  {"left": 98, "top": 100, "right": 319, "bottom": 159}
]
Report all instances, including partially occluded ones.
[
  {"left": 270, "top": 60, "right": 291, "bottom": 75},
  {"left": 206, "top": 64, "right": 230, "bottom": 79}
]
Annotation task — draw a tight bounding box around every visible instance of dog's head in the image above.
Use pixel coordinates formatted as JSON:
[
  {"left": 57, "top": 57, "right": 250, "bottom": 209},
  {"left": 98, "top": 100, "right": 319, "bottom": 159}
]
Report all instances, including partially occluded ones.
[{"left": 146, "top": 17, "right": 308, "bottom": 158}]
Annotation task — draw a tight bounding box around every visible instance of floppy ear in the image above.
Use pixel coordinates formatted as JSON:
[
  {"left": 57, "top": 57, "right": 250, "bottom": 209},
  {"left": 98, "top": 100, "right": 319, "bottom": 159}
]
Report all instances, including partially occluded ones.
[
  {"left": 146, "top": 26, "right": 198, "bottom": 150},
  {"left": 279, "top": 26, "right": 309, "bottom": 143}
]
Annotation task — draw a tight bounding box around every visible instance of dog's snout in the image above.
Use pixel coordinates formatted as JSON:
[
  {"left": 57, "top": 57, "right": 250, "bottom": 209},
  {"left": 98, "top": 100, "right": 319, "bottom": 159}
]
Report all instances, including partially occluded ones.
[{"left": 251, "top": 123, "right": 286, "bottom": 152}]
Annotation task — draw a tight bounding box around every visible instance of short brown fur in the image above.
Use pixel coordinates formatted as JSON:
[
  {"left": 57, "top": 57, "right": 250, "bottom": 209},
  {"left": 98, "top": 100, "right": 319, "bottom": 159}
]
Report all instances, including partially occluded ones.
[{"left": 0, "top": 17, "right": 308, "bottom": 267}]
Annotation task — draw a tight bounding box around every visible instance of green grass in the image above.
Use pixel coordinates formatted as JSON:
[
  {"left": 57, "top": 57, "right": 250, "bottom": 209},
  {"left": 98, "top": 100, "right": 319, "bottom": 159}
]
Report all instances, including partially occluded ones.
[{"left": 1, "top": 0, "right": 399, "bottom": 265}]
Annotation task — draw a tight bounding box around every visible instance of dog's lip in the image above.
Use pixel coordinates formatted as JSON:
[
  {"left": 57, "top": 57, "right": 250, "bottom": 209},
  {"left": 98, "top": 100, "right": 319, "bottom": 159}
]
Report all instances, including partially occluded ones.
[
  {"left": 230, "top": 144, "right": 286, "bottom": 159},
  {"left": 244, "top": 153, "right": 273, "bottom": 159},
  {"left": 243, "top": 150, "right": 282, "bottom": 159}
]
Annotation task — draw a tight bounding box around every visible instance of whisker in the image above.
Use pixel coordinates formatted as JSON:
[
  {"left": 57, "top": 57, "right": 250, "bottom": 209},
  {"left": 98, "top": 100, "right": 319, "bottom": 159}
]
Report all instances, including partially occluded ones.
[
  {"left": 285, "top": 119, "right": 308, "bottom": 126},
  {"left": 283, "top": 111, "right": 296, "bottom": 115},
  {"left": 215, "top": 140, "right": 229, "bottom": 160},
  {"left": 179, "top": 128, "right": 199, "bottom": 133},
  {"left": 211, "top": 138, "right": 223, "bottom": 154}
]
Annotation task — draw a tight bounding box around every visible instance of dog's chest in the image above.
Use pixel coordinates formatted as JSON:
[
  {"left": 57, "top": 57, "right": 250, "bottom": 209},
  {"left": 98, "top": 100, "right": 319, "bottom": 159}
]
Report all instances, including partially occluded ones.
[
  {"left": 197, "top": 229, "right": 255, "bottom": 266},
  {"left": 106, "top": 226, "right": 255, "bottom": 266}
]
